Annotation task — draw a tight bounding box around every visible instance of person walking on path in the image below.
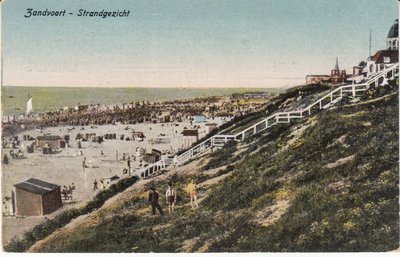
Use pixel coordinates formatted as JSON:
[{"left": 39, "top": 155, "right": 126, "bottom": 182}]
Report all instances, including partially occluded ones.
[
  {"left": 165, "top": 182, "right": 177, "bottom": 213},
  {"left": 185, "top": 179, "right": 198, "bottom": 209},
  {"left": 173, "top": 155, "right": 178, "bottom": 168},
  {"left": 148, "top": 186, "right": 164, "bottom": 217},
  {"left": 82, "top": 157, "right": 87, "bottom": 172},
  {"left": 93, "top": 180, "right": 98, "bottom": 191},
  {"left": 127, "top": 156, "right": 131, "bottom": 176}
]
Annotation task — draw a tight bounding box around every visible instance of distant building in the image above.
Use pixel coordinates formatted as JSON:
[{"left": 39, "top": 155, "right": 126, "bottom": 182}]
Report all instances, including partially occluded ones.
[
  {"left": 14, "top": 178, "right": 62, "bottom": 216},
  {"left": 182, "top": 129, "right": 199, "bottom": 149},
  {"left": 329, "top": 58, "right": 347, "bottom": 84},
  {"left": 306, "top": 58, "right": 347, "bottom": 85},
  {"left": 305, "top": 75, "right": 331, "bottom": 85},
  {"left": 36, "top": 135, "right": 65, "bottom": 149}
]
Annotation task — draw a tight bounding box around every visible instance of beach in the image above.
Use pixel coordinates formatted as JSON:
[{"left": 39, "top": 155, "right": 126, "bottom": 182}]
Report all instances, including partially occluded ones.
[
  {"left": 1, "top": 116, "right": 227, "bottom": 245},
  {"left": 1, "top": 88, "right": 273, "bottom": 245}
]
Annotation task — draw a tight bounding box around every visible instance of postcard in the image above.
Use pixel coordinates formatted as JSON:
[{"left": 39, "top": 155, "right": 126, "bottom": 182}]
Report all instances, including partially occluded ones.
[{"left": 1, "top": 0, "right": 399, "bottom": 253}]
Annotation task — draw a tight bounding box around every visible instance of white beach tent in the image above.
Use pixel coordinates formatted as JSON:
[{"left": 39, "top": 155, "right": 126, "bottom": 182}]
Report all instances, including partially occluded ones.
[{"left": 26, "top": 95, "right": 33, "bottom": 114}]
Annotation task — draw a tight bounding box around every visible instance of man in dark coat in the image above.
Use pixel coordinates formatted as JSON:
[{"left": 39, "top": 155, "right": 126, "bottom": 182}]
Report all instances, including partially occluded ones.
[{"left": 148, "top": 186, "right": 164, "bottom": 217}]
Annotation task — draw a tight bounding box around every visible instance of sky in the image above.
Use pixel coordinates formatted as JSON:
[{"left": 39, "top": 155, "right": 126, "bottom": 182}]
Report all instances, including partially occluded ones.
[{"left": 1, "top": 0, "right": 398, "bottom": 88}]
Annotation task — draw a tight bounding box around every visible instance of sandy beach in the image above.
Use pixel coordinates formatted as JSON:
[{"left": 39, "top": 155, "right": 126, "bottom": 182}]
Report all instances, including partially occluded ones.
[{"left": 1, "top": 117, "right": 227, "bottom": 245}]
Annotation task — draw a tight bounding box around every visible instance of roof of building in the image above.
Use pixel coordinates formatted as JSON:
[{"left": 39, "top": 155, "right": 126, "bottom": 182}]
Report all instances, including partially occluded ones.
[
  {"left": 181, "top": 129, "right": 199, "bottom": 136},
  {"left": 15, "top": 178, "right": 60, "bottom": 195},
  {"left": 151, "top": 149, "right": 162, "bottom": 155},
  {"left": 372, "top": 50, "right": 399, "bottom": 63},
  {"left": 37, "top": 135, "right": 63, "bottom": 141},
  {"left": 388, "top": 19, "right": 399, "bottom": 38}
]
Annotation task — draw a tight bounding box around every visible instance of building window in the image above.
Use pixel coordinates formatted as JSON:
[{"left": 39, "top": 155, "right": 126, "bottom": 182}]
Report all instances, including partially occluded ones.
[
  {"left": 369, "top": 64, "right": 374, "bottom": 73},
  {"left": 384, "top": 56, "right": 390, "bottom": 63}
]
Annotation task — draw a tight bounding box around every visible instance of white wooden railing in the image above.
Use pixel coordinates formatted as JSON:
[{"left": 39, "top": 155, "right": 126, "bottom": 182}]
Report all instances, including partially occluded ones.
[{"left": 137, "top": 63, "right": 398, "bottom": 179}]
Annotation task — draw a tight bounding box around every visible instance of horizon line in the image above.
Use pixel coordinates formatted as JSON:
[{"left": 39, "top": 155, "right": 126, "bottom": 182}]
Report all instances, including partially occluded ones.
[{"left": 2, "top": 84, "right": 292, "bottom": 89}]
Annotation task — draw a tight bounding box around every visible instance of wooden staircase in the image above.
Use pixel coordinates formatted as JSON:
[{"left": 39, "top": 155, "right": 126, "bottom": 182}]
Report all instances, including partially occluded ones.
[{"left": 137, "top": 63, "right": 399, "bottom": 179}]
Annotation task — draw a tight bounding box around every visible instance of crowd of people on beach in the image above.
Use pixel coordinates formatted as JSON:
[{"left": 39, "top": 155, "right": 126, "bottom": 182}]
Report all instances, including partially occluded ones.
[
  {"left": 2, "top": 93, "right": 266, "bottom": 137},
  {"left": 4, "top": 97, "right": 222, "bottom": 131}
]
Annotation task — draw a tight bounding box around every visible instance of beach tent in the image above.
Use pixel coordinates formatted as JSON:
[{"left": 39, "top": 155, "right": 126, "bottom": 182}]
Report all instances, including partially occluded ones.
[
  {"left": 181, "top": 129, "right": 199, "bottom": 149},
  {"left": 26, "top": 96, "right": 33, "bottom": 115}
]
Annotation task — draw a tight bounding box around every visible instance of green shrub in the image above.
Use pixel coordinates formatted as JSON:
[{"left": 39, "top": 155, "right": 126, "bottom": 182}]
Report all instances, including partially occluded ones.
[{"left": 203, "top": 141, "right": 237, "bottom": 170}]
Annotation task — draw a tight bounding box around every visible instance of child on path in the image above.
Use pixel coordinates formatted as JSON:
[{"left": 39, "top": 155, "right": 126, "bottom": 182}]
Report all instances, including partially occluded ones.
[
  {"left": 185, "top": 179, "right": 199, "bottom": 209},
  {"left": 165, "top": 182, "right": 177, "bottom": 213},
  {"left": 93, "top": 180, "right": 98, "bottom": 191}
]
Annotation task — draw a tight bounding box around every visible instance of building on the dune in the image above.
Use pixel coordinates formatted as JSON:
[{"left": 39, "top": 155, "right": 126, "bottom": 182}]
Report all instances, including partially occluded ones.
[
  {"left": 352, "top": 19, "right": 399, "bottom": 83},
  {"left": 365, "top": 49, "right": 398, "bottom": 77},
  {"left": 14, "top": 178, "right": 62, "bottom": 216},
  {"left": 308, "top": 19, "right": 399, "bottom": 85},
  {"left": 365, "top": 19, "right": 399, "bottom": 77},
  {"left": 386, "top": 19, "right": 399, "bottom": 50}
]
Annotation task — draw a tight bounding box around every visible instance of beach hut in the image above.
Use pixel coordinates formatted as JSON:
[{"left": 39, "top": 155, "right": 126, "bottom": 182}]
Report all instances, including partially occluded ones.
[
  {"left": 181, "top": 129, "right": 199, "bottom": 149},
  {"left": 36, "top": 135, "right": 65, "bottom": 149},
  {"left": 143, "top": 149, "right": 162, "bottom": 164},
  {"left": 143, "top": 153, "right": 159, "bottom": 164},
  {"left": 14, "top": 178, "right": 62, "bottom": 216},
  {"left": 193, "top": 115, "right": 206, "bottom": 123},
  {"left": 205, "top": 123, "right": 218, "bottom": 134}
]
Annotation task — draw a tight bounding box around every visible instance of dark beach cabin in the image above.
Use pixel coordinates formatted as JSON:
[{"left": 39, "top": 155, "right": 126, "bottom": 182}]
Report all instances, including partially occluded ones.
[
  {"left": 36, "top": 135, "right": 65, "bottom": 149},
  {"left": 14, "top": 178, "right": 62, "bottom": 216}
]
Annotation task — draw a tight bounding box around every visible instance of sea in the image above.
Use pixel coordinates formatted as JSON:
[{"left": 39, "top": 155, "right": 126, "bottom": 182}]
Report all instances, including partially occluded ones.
[{"left": 1, "top": 86, "right": 283, "bottom": 115}]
